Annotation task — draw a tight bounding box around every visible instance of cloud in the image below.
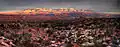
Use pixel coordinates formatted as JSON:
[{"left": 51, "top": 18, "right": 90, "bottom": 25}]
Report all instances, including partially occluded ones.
[{"left": 0, "top": 0, "right": 119, "bottom": 11}]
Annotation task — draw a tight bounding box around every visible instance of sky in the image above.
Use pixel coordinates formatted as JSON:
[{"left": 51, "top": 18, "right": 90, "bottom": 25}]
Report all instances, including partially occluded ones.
[{"left": 0, "top": 0, "right": 119, "bottom": 12}]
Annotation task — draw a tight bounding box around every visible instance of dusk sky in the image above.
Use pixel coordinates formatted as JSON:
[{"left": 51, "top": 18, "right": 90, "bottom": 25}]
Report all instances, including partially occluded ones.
[{"left": 0, "top": 0, "right": 119, "bottom": 12}]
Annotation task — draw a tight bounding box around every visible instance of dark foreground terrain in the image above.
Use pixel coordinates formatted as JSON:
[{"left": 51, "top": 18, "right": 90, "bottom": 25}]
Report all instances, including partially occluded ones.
[{"left": 0, "top": 17, "right": 120, "bottom": 47}]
